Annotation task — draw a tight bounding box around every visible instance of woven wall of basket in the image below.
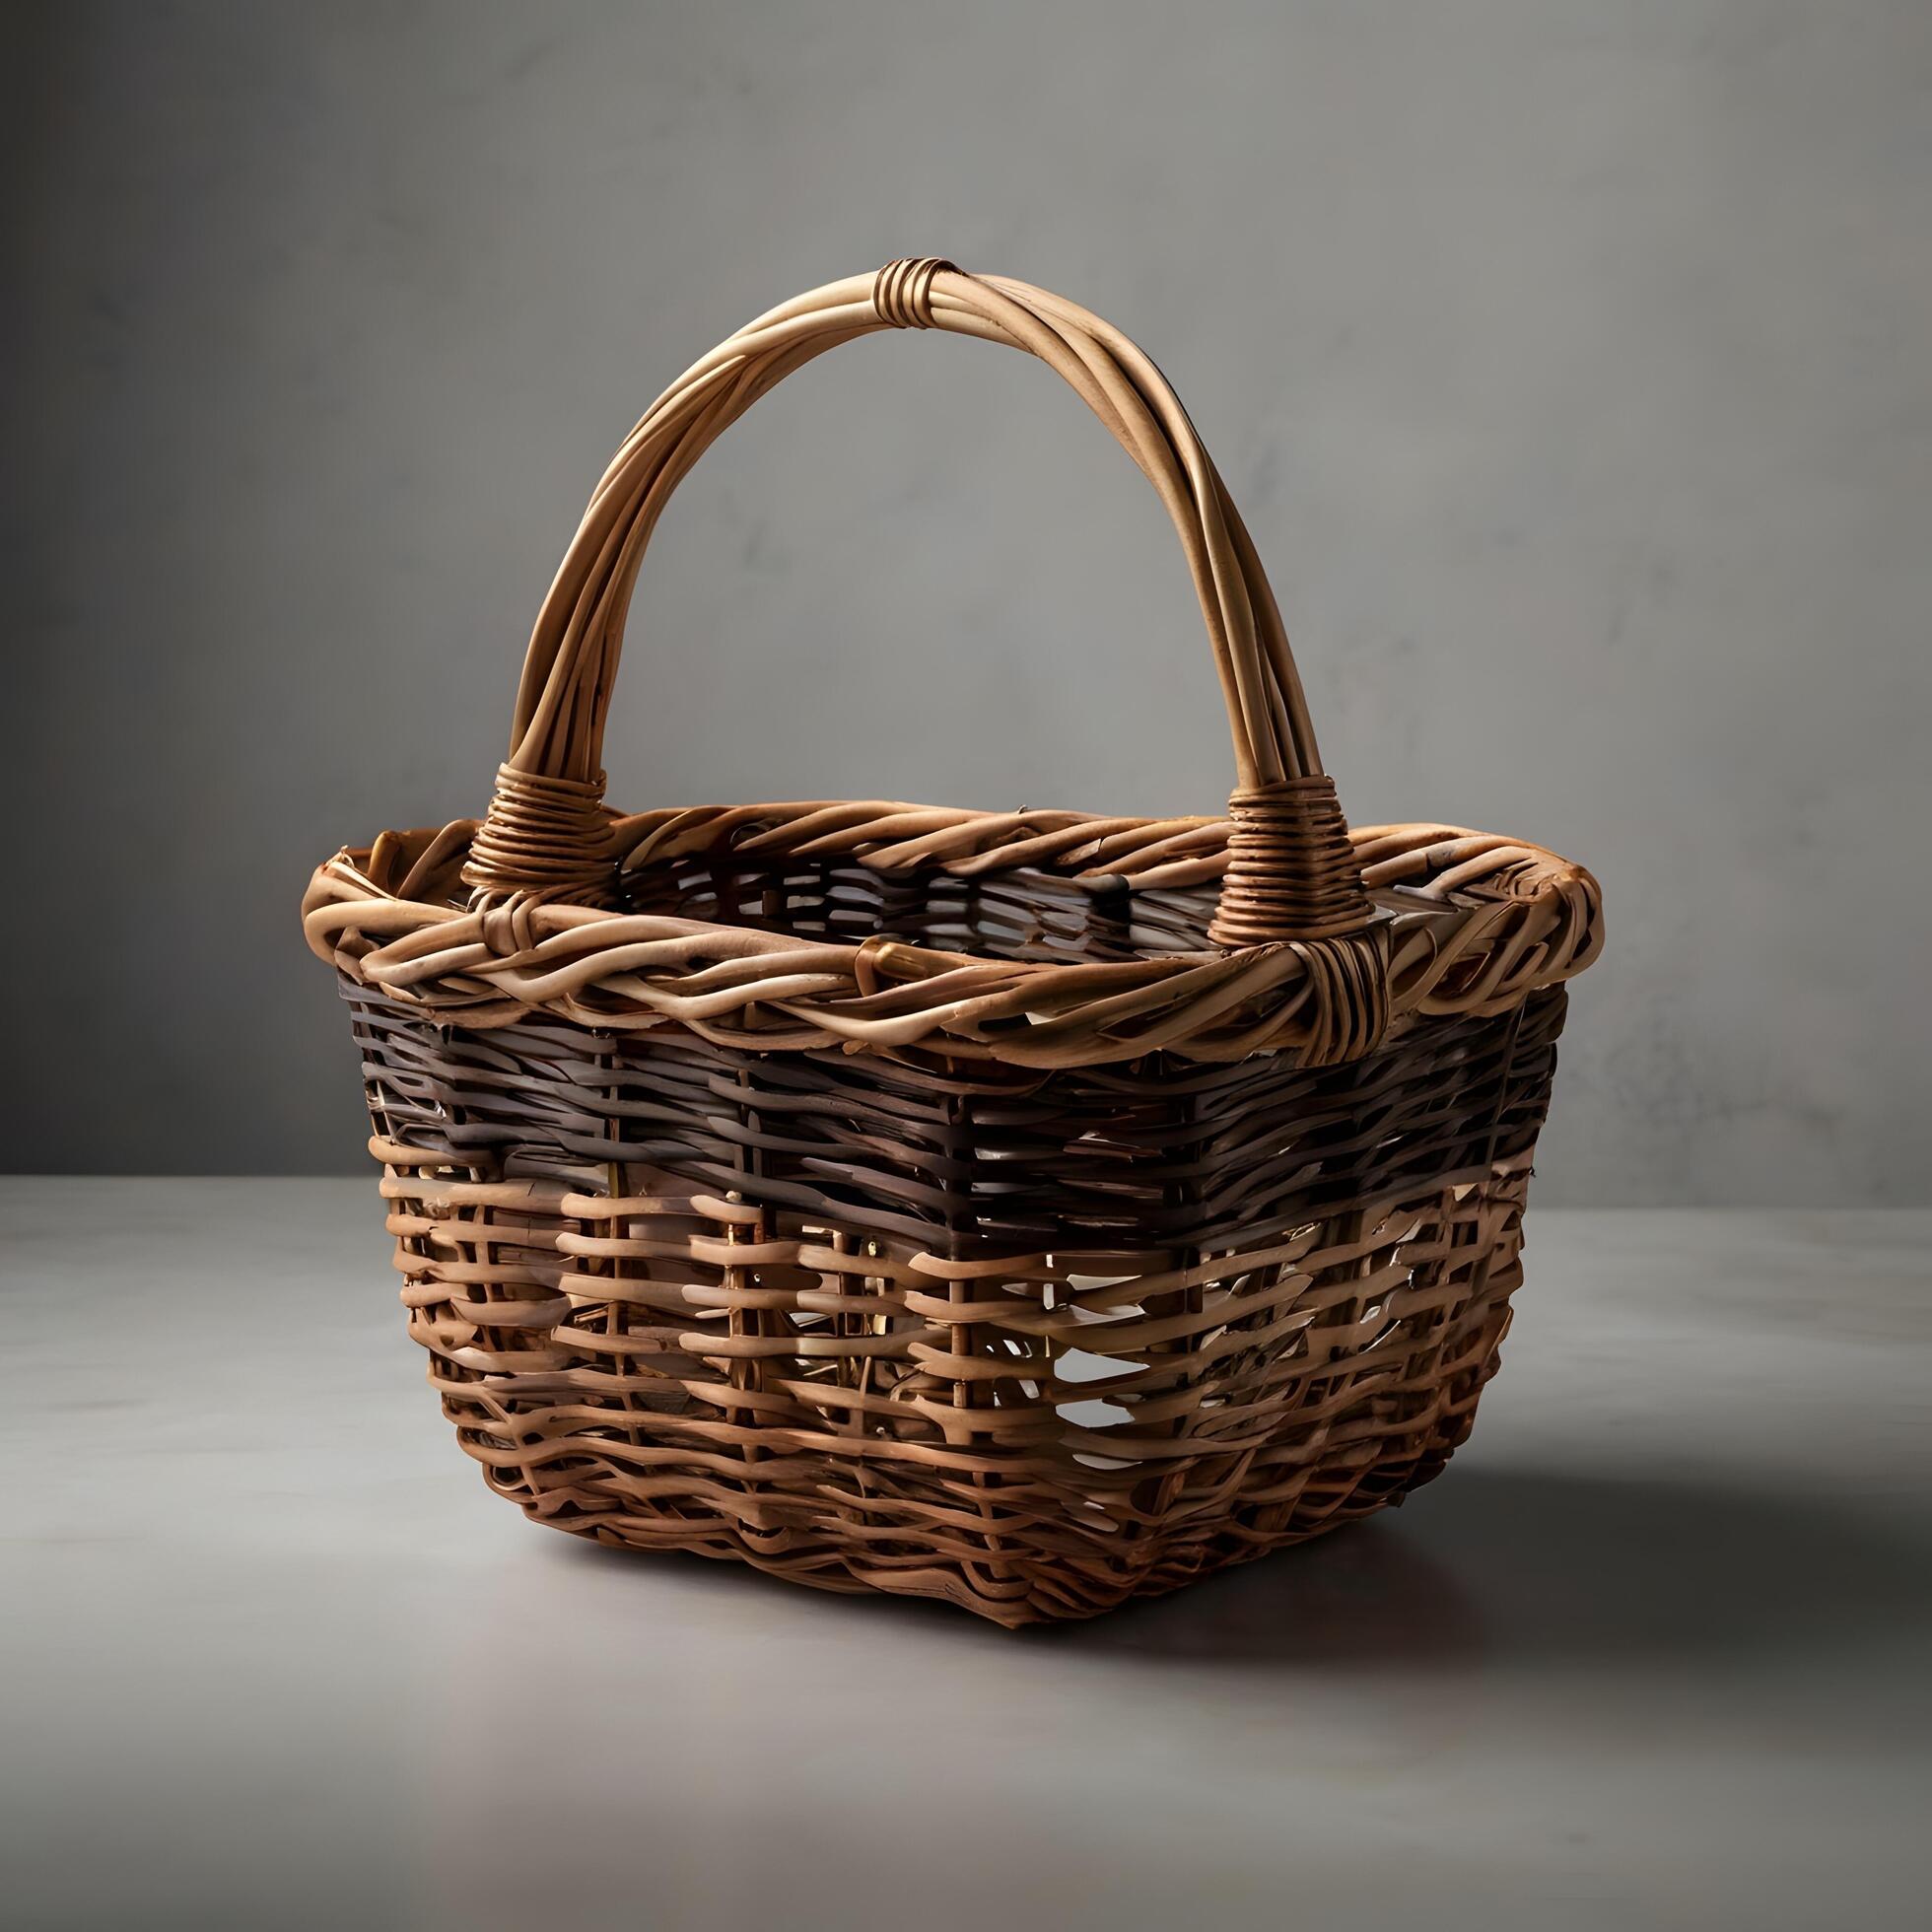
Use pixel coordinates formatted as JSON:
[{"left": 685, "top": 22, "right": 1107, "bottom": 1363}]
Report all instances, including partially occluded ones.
[{"left": 305, "top": 259, "right": 1603, "bottom": 1625}]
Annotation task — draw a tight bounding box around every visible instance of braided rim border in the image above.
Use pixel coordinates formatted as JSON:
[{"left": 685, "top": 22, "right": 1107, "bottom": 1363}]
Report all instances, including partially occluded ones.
[{"left": 306, "top": 798, "right": 1602, "bottom": 1070}]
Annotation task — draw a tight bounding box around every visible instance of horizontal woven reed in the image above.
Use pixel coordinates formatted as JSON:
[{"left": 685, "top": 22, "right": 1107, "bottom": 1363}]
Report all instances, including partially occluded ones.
[{"left": 306, "top": 260, "right": 1603, "bottom": 1622}]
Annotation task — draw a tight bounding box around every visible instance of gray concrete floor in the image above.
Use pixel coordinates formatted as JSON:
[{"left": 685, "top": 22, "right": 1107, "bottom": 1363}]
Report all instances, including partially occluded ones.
[{"left": 4, "top": 1181, "right": 1930, "bottom": 1932}]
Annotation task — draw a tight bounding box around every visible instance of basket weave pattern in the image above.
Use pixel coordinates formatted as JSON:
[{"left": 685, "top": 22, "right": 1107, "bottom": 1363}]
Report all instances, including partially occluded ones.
[{"left": 306, "top": 263, "right": 1602, "bottom": 1623}]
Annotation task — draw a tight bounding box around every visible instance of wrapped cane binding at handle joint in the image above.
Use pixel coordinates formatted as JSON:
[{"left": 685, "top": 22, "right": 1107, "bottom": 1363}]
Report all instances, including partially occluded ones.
[
  {"left": 465, "top": 765, "right": 618, "bottom": 908},
  {"left": 1213, "top": 774, "right": 1385, "bottom": 1061},
  {"left": 1209, "top": 777, "right": 1377, "bottom": 947}
]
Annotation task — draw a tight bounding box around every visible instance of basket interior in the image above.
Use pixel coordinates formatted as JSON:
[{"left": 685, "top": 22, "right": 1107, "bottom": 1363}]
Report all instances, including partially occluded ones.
[
  {"left": 622, "top": 852, "right": 1221, "bottom": 964},
  {"left": 622, "top": 852, "right": 1487, "bottom": 973}
]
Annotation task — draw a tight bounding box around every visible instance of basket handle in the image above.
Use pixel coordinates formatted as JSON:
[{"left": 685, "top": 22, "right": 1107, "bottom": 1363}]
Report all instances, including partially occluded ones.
[{"left": 464, "top": 260, "right": 1374, "bottom": 948}]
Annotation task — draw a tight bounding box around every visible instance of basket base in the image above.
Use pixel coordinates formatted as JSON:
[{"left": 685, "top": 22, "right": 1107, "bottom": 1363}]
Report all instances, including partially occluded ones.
[{"left": 497, "top": 1433, "right": 1477, "bottom": 1627}]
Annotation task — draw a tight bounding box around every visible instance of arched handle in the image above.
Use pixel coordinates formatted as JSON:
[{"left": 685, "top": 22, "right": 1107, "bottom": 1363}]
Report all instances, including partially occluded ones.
[{"left": 463, "top": 259, "right": 1373, "bottom": 948}]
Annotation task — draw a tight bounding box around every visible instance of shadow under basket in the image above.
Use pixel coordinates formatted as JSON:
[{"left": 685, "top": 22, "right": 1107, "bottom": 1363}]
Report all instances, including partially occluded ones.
[{"left": 304, "top": 261, "right": 1603, "bottom": 1624}]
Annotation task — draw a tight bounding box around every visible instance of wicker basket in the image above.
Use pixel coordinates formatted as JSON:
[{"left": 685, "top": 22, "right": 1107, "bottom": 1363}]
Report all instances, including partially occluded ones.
[{"left": 305, "top": 260, "right": 1602, "bottom": 1625}]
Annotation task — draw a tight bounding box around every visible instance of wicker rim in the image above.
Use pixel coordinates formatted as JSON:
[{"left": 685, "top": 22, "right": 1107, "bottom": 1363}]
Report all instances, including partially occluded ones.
[
  {"left": 305, "top": 803, "right": 1602, "bottom": 1070},
  {"left": 459, "top": 261, "right": 1375, "bottom": 946}
]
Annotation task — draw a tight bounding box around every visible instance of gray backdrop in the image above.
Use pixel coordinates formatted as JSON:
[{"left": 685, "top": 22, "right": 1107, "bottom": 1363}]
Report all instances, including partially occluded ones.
[{"left": 7, "top": 0, "right": 1928, "bottom": 1200}]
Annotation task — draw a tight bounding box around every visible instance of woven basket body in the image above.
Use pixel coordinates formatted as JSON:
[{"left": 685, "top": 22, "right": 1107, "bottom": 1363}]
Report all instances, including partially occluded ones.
[{"left": 307, "top": 263, "right": 1601, "bottom": 1624}]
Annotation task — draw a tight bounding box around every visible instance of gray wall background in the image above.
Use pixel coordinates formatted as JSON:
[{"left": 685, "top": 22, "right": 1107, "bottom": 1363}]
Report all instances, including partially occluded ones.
[{"left": 6, "top": 0, "right": 1929, "bottom": 1201}]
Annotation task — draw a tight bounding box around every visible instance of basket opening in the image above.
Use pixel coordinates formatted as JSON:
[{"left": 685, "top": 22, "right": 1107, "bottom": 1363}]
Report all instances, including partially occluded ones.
[{"left": 621, "top": 853, "right": 1221, "bottom": 965}]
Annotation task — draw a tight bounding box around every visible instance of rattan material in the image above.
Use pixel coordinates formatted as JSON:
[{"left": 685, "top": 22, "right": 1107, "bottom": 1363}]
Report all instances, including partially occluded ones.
[{"left": 306, "top": 261, "right": 1603, "bottom": 1623}]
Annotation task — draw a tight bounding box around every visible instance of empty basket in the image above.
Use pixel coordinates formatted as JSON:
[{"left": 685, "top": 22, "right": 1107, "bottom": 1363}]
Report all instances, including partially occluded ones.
[{"left": 304, "top": 259, "right": 1603, "bottom": 1624}]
